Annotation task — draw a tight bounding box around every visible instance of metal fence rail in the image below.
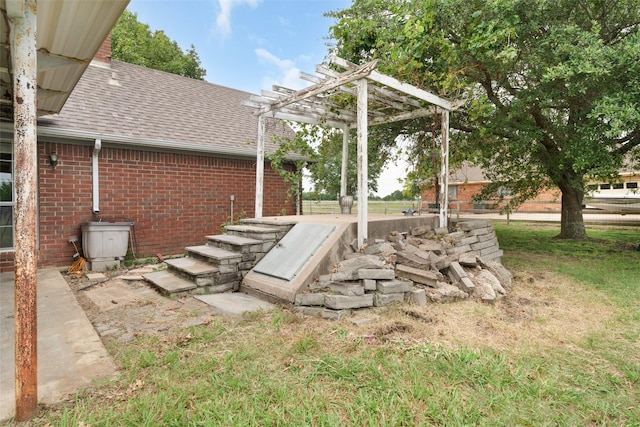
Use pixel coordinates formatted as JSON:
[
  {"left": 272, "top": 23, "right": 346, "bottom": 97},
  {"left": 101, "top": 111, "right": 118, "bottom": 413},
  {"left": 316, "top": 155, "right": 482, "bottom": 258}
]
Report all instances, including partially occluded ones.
[{"left": 303, "top": 200, "right": 422, "bottom": 215}]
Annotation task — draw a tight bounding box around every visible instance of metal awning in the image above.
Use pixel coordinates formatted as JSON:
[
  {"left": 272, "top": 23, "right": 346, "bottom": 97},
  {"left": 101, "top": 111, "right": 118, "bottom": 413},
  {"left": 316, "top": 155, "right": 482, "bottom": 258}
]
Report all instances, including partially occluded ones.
[
  {"left": 2, "top": 0, "right": 129, "bottom": 420},
  {"left": 1, "top": 0, "right": 129, "bottom": 119},
  {"left": 244, "top": 56, "right": 461, "bottom": 248}
]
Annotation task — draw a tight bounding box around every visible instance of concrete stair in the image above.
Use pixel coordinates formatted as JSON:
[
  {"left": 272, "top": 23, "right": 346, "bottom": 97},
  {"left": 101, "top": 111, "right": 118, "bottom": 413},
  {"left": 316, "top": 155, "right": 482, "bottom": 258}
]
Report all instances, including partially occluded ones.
[
  {"left": 224, "top": 224, "right": 281, "bottom": 241},
  {"left": 143, "top": 218, "right": 296, "bottom": 298}
]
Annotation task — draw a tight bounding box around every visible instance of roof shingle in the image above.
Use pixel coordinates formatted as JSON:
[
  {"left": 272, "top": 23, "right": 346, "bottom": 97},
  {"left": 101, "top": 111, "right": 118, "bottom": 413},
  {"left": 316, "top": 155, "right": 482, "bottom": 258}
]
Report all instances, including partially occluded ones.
[{"left": 38, "top": 60, "right": 292, "bottom": 157}]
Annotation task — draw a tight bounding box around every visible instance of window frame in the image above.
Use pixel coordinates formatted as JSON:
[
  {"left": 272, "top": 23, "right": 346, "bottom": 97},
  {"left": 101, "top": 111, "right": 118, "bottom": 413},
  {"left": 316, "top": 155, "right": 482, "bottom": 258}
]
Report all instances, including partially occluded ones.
[{"left": 0, "top": 140, "right": 14, "bottom": 251}]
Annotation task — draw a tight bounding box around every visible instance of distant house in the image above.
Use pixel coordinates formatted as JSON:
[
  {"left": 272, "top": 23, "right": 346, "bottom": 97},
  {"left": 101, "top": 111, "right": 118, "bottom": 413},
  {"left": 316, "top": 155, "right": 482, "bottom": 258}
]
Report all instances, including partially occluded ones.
[
  {"left": 421, "top": 161, "right": 638, "bottom": 214},
  {"left": 0, "top": 37, "right": 296, "bottom": 272}
]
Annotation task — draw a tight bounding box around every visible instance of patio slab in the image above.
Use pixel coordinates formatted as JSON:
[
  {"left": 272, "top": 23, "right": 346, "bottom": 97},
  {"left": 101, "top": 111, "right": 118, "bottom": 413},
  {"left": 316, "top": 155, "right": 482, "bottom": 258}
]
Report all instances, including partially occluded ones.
[
  {"left": 0, "top": 268, "right": 116, "bottom": 422},
  {"left": 194, "top": 293, "right": 276, "bottom": 317}
]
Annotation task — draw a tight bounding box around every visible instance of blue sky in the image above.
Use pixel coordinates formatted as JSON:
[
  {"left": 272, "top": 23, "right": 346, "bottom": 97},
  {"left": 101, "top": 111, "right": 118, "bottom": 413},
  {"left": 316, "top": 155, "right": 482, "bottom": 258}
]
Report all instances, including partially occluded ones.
[
  {"left": 126, "top": 0, "right": 405, "bottom": 196},
  {"left": 127, "top": 0, "right": 350, "bottom": 95}
]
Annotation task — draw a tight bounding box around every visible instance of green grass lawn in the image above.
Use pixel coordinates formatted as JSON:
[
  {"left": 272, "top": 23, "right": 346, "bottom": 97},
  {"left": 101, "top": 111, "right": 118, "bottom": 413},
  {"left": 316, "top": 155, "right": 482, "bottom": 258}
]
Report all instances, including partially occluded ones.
[{"left": 11, "top": 222, "right": 640, "bottom": 426}]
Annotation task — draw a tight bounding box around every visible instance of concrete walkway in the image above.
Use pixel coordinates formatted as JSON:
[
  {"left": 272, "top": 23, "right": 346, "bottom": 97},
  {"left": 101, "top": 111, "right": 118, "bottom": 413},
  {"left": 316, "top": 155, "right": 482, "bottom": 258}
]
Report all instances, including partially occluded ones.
[{"left": 0, "top": 268, "right": 116, "bottom": 422}]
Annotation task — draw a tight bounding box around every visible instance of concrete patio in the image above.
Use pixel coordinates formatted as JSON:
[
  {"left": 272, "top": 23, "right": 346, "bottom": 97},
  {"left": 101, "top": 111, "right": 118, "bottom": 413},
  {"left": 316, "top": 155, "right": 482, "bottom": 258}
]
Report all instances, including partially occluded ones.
[{"left": 0, "top": 268, "right": 116, "bottom": 422}]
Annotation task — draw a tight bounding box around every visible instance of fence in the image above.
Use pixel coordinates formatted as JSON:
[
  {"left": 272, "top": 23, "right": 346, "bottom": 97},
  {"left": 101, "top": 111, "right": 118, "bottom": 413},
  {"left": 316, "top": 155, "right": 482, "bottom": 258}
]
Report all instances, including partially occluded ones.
[
  {"left": 303, "top": 199, "right": 423, "bottom": 215},
  {"left": 302, "top": 199, "right": 640, "bottom": 226}
]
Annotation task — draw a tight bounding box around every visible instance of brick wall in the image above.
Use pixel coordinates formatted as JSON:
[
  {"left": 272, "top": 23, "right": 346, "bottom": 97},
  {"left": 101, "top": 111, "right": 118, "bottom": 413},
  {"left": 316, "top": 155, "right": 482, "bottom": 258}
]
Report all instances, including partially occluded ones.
[
  {"left": 93, "top": 34, "right": 111, "bottom": 63},
  {"left": 422, "top": 182, "right": 562, "bottom": 212},
  {"left": 0, "top": 251, "right": 11, "bottom": 273},
  {"left": 0, "top": 141, "right": 295, "bottom": 272}
]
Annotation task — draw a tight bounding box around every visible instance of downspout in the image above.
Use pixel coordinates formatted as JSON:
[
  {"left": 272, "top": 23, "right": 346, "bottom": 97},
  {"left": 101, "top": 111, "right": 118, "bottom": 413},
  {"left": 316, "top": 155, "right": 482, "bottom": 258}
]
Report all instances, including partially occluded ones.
[{"left": 92, "top": 139, "right": 101, "bottom": 214}]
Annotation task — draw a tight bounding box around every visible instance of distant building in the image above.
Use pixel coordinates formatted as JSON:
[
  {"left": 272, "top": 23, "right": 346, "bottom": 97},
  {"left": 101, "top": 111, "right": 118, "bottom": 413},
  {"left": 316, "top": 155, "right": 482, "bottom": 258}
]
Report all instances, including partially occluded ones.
[{"left": 421, "top": 161, "right": 638, "bottom": 214}]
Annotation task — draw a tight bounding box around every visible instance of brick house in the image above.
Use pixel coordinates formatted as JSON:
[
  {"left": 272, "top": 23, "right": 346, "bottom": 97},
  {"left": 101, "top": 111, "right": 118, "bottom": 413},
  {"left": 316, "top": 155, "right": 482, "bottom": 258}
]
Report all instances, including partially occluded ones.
[
  {"left": 0, "top": 37, "right": 296, "bottom": 272},
  {"left": 422, "top": 161, "right": 638, "bottom": 214}
]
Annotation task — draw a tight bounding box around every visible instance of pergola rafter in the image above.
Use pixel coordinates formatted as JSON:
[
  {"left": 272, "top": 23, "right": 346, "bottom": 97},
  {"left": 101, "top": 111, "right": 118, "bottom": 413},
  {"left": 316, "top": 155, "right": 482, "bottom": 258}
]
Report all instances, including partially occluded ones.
[{"left": 243, "top": 56, "right": 460, "bottom": 249}]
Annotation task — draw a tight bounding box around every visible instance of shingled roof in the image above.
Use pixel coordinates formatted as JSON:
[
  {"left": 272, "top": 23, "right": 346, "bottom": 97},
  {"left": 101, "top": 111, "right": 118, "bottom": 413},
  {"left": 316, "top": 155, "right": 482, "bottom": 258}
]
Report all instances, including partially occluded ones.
[
  {"left": 449, "top": 162, "right": 488, "bottom": 184},
  {"left": 38, "top": 60, "right": 293, "bottom": 158}
]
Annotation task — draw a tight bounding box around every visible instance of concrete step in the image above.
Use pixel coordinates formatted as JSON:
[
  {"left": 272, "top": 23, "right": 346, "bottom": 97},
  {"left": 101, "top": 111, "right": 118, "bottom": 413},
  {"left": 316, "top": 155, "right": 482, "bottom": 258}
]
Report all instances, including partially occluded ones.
[
  {"left": 165, "top": 257, "right": 218, "bottom": 277},
  {"left": 240, "top": 218, "right": 297, "bottom": 235},
  {"left": 224, "top": 225, "right": 280, "bottom": 241},
  {"left": 143, "top": 270, "right": 197, "bottom": 297},
  {"left": 205, "top": 234, "right": 267, "bottom": 253},
  {"left": 144, "top": 268, "right": 238, "bottom": 296},
  {"left": 186, "top": 245, "right": 243, "bottom": 265},
  {"left": 165, "top": 256, "right": 243, "bottom": 289}
]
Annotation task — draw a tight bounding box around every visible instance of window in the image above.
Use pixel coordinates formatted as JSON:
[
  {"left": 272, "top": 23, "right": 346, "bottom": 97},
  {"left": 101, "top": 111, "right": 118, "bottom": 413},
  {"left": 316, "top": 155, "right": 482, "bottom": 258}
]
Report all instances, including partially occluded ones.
[
  {"left": 447, "top": 185, "right": 457, "bottom": 200},
  {"left": 0, "top": 142, "right": 13, "bottom": 250},
  {"left": 497, "top": 186, "right": 512, "bottom": 197},
  {"left": 612, "top": 183, "right": 624, "bottom": 189},
  {"left": 627, "top": 182, "right": 638, "bottom": 189},
  {"left": 599, "top": 183, "right": 610, "bottom": 190}
]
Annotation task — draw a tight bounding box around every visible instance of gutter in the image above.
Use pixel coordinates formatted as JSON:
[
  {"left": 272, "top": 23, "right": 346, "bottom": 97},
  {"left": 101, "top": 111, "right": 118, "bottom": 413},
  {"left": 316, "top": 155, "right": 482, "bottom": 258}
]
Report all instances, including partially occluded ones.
[{"left": 37, "top": 126, "right": 306, "bottom": 161}]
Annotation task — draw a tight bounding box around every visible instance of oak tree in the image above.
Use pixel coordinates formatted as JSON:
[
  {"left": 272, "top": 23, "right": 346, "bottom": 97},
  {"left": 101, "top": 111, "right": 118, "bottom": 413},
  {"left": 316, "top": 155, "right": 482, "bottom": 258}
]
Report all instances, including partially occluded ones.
[
  {"left": 112, "top": 10, "right": 206, "bottom": 80},
  {"left": 328, "top": 0, "right": 640, "bottom": 238}
]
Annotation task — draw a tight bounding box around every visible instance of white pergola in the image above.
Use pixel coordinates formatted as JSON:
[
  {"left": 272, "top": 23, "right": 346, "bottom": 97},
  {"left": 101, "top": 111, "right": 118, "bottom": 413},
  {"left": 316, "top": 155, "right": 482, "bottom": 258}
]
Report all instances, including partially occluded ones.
[{"left": 244, "top": 56, "right": 459, "bottom": 249}]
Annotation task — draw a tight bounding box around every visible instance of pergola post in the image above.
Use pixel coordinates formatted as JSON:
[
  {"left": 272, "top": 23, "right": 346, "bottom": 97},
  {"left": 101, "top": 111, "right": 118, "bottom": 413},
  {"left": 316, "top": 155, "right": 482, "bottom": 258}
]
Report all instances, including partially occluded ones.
[
  {"left": 340, "top": 125, "right": 349, "bottom": 197},
  {"left": 438, "top": 109, "right": 450, "bottom": 229},
  {"left": 255, "top": 114, "right": 265, "bottom": 218},
  {"left": 356, "top": 79, "right": 368, "bottom": 249},
  {"left": 9, "top": 0, "right": 39, "bottom": 421}
]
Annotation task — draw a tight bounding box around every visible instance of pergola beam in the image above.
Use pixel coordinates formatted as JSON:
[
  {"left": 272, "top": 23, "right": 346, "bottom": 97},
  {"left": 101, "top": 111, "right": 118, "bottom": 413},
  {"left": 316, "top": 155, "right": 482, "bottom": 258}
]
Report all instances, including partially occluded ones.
[
  {"left": 317, "top": 64, "right": 414, "bottom": 111},
  {"left": 364, "top": 106, "right": 440, "bottom": 128},
  {"left": 439, "top": 110, "right": 450, "bottom": 228},
  {"left": 247, "top": 56, "right": 458, "bottom": 248},
  {"left": 242, "top": 100, "right": 348, "bottom": 128},
  {"left": 255, "top": 59, "right": 379, "bottom": 115},
  {"left": 331, "top": 56, "right": 453, "bottom": 111}
]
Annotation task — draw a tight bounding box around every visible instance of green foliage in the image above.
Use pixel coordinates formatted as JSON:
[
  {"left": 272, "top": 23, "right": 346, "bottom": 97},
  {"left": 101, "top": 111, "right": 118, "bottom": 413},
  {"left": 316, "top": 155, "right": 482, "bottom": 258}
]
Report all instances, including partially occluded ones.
[
  {"left": 112, "top": 10, "right": 206, "bottom": 80},
  {"left": 307, "top": 126, "right": 392, "bottom": 197},
  {"left": 220, "top": 210, "right": 246, "bottom": 232},
  {"left": 269, "top": 124, "right": 392, "bottom": 200},
  {"left": 328, "top": 0, "right": 640, "bottom": 238},
  {"left": 267, "top": 123, "right": 319, "bottom": 206},
  {"left": 0, "top": 181, "right": 11, "bottom": 202},
  {"left": 382, "top": 190, "right": 410, "bottom": 201}
]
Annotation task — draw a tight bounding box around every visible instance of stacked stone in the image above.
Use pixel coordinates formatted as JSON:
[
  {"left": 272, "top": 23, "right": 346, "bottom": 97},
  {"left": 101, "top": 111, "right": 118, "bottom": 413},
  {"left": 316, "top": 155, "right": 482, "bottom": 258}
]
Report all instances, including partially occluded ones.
[
  {"left": 293, "top": 254, "right": 425, "bottom": 320},
  {"left": 393, "top": 220, "right": 511, "bottom": 303},
  {"left": 444, "top": 220, "right": 503, "bottom": 262},
  {"left": 293, "top": 219, "right": 513, "bottom": 319}
]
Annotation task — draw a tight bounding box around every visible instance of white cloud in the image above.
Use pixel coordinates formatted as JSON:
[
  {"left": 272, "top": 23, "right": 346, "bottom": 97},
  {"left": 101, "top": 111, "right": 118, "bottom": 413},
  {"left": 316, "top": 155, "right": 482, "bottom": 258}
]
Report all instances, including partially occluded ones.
[
  {"left": 214, "top": 0, "right": 260, "bottom": 37},
  {"left": 255, "top": 48, "right": 307, "bottom": 90}
]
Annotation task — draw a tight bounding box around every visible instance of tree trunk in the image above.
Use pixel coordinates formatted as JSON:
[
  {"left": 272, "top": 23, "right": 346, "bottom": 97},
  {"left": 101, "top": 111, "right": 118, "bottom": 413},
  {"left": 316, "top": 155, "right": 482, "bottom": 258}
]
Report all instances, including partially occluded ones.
[{"left": 558, "top": 186, "right": 587, "bottom": 239}]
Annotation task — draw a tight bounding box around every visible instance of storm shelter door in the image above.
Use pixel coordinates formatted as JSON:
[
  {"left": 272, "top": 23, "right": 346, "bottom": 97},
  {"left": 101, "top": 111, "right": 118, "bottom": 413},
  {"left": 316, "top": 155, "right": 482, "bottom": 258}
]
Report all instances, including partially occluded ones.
[{"left": 253, "top": 223, "right": 336, "bottom": 281}]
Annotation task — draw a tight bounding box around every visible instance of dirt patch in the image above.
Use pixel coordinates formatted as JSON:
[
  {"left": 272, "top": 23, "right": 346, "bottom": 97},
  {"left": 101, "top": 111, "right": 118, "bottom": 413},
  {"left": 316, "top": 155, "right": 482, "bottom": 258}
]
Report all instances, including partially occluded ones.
[
  {"left": 63, "top": 264, "right": 616, "bottom": 355},
  {"left": 64, "top": 266, "right": 216, "bottom": 344}
]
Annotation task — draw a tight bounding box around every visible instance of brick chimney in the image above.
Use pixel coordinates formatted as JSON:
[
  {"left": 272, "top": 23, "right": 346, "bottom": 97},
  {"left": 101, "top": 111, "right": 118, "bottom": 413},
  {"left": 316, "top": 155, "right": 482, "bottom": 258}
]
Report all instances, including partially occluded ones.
[{"left": 93, "top": 34, "right": 112, "bottom": 63}]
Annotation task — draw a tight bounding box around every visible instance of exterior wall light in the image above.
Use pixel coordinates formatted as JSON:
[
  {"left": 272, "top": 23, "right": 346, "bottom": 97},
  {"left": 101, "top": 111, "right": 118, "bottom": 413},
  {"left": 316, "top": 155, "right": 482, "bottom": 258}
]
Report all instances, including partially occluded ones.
[{"left": 50, "top": 151, "right": 59, "bottom": 169}]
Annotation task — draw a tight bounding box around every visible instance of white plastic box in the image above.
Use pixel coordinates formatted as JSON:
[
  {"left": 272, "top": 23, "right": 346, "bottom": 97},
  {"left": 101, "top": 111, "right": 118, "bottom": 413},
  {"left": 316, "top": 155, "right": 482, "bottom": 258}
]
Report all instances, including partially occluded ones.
[{"left": 81, "top": 222, "right": 131, "bottom": 271}]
